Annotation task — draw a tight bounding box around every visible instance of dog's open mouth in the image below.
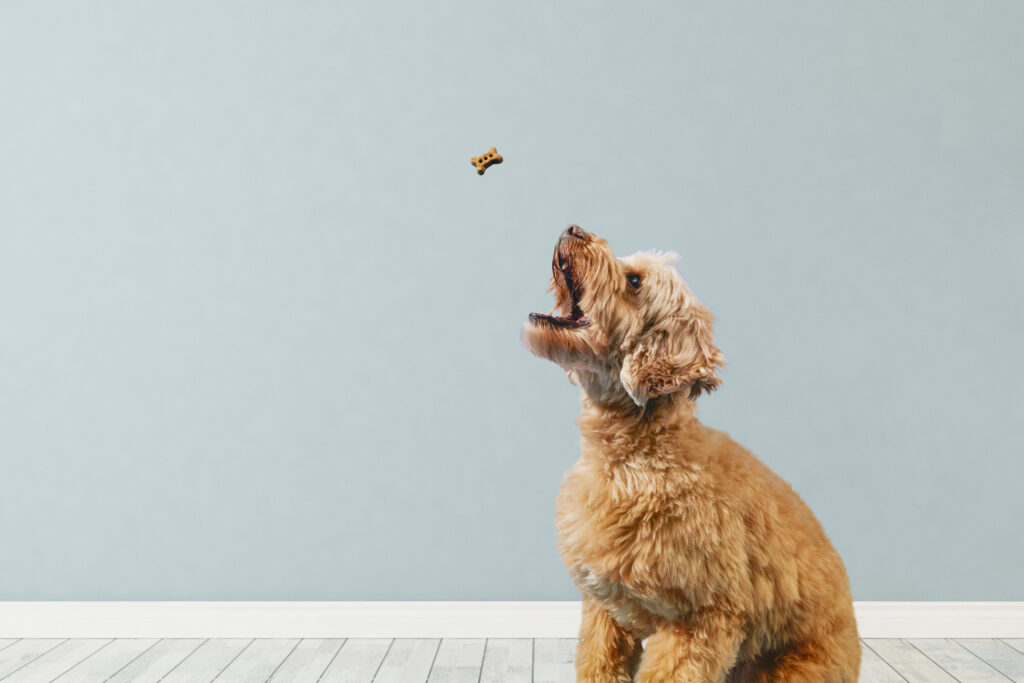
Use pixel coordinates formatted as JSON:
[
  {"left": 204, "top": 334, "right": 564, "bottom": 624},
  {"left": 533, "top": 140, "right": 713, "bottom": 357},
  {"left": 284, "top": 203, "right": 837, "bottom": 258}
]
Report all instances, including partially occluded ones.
[{"left": 530, "top": 248, "right": 589, "bottom": 329}]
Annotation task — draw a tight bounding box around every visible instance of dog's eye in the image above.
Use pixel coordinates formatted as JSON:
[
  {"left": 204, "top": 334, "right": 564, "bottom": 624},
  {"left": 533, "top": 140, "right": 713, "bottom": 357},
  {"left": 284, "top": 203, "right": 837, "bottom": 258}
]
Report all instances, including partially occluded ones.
[{"left": 627, "top": 274, "right": 641, "bottom": 289}]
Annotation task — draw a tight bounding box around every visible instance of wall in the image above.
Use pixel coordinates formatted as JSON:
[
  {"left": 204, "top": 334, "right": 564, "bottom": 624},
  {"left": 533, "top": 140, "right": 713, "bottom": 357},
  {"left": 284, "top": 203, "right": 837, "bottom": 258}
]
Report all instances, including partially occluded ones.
[{"left": 1, "top": 0, "right": 1021, "bottom": 600}]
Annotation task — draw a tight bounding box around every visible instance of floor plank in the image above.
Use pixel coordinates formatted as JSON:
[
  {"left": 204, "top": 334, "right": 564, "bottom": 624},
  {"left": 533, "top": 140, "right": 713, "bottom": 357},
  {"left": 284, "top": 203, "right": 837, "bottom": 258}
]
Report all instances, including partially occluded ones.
[
  {"left": 161, "top": 638, "right": 252, "bottom": 683},
  {"left": 908, "top": 639, "right": 1012, "bottom": 682},
  {"left": 958, "top": 640, "right": 1024, "bottom": 682},
  {"left": 374, "top": 639, "right": 440, "bottom": 683},
  {"left": 863, "top": 639, "right": 958, "bottom": 683},
  {"left": 214, "top": 638, "right": 299, "bottom": 682},
  {"left": 480, "top": 638, "right": 533, "bottom": 683},
  {"left": 319, "top": 638, "right": 392, "bottom": 683},
  {"left": 2, "top": 639, "right": 110, "bottom": 682},
  {"left": 267, "top": 639, "right": 345, "bottom": 683},
  {"left": 53, "top": 639, "right": 159, "bottom": 682},
  {"left": 533, "top": 638, "right": 577, "bottom": 683},
  {"left": 426, "top": 638, "right": 486, "bottom": 683},
  {"left": 0, "top": 639, "right": 66, "bottom": 679},
  {"left": 0, "top": 642, "right": 17, "bottom": 654},
  {"left": 106, "top": 639, "right": 206, "bottom": 683},
  {"left": 859, "top": 640, "right": 908, "bottom": 682}
]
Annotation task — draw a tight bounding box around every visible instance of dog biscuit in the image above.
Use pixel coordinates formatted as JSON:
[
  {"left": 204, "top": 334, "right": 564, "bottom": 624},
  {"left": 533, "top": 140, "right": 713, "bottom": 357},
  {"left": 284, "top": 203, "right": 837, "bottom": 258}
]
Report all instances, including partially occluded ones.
[{"left": 471, "top": 147, "right": 503, "bottom": 175}]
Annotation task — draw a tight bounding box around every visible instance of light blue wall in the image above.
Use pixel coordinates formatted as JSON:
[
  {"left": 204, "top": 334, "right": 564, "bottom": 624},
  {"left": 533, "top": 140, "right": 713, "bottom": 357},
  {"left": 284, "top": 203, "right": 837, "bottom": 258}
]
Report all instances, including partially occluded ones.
[{"left": 1, "top": 1, "right": 1021, "bottom": 601}]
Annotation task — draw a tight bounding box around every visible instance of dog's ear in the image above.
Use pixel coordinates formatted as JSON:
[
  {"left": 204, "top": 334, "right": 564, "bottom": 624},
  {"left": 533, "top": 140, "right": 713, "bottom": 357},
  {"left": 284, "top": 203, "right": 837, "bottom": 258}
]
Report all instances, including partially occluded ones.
[{"left": 619, "top": 306, "right": 724, "bottom": 406}]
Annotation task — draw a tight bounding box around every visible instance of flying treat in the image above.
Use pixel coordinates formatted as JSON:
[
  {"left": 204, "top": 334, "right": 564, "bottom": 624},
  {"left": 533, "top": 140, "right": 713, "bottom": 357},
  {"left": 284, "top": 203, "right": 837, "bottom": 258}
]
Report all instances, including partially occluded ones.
[{"left": 471, "top": 147, "right": 503, "bottom": 175}]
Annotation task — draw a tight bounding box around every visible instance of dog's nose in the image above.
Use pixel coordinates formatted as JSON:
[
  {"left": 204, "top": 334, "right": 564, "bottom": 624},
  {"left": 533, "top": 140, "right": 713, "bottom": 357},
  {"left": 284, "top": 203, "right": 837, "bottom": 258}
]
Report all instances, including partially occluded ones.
[{"left": 563, "top": 224, "right": 588, "bottom": 241}]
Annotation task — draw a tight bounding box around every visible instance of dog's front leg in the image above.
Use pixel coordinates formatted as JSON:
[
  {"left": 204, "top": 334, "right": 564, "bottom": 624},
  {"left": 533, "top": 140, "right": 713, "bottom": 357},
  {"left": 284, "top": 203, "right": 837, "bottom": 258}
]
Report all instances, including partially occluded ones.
[
  {"left": 575, "top": 597, "right": 643, "bottom": 682},
  {"left": 634, "top": 613, "right": 743, "bottom": 683}
]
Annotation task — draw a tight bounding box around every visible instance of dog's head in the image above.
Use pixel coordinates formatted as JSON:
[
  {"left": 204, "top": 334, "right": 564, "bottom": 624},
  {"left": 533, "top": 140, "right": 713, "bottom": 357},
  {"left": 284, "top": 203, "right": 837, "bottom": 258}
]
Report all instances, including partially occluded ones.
[{"left": 521, "top": 225, "right": 724, "bottom": 408}]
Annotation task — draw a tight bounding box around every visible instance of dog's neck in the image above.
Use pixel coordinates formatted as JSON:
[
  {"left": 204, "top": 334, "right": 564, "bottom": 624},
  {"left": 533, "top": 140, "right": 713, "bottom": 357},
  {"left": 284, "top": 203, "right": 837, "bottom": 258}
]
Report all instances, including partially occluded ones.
[
  {"left": 574, "top": 367, "right": 696, "bottom": 418},
  {"left": 576, "top": 386, "right": 699, "bottom": 463}
]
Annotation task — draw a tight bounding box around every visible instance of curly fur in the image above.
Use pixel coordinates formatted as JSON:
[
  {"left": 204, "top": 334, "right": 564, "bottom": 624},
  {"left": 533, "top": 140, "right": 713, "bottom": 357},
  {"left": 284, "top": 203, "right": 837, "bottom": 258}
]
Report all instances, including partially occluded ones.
[{"left": 521, "top": 226, "right": 859, "bottom": 682}]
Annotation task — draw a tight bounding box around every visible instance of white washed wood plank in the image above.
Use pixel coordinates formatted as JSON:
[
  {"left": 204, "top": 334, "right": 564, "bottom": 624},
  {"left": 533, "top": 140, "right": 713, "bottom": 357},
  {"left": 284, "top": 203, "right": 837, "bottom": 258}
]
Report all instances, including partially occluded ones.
[
  {"left": 106, "top": 639, "right": 205, "bottom": 683},
  {"left": 374, "top": 639, "right": 439, "bottom": 683},
  {"left": 480, "top": 638, "right": 532, "bottom": 683},
  {"left": 533, "top": 639, "right": 577, "bottom": 683},
  {"left": 53, "top": 639, "right": 158, "bottom": 682},
  {"left": 319, "top": 638, "right": 391, "bottom": 683},
  {"left": 426, "top": 639, "right": 485, "bottom": 683},
  {"left": 0, "top": 639, "right": 65, "bottom": 678},
  {"left": 863, "top": 639, "right": 958, "bottom": 682},
  {"left": 214, "top": 638, "right": 299, "bottom": 682},
  {"left": 0, "top": 641, "right": 17, "bottom": 653},
  {"left": 161, "top": 638, "right": 252, "bottom": 683},
  {"left": 859, "top": 640, "right": 908, "bottom": 682},
  {"left": 908, "top": 639, "right": 1012, "bottom": 682},
  {"left": 267, "top": 639, "right": 345, "bottom": 683},
  {"left": 959, "top": 640, "right": 1024, "bottom": 682},
  {"left": 3, "top": 639, "right": 110, "bottom": 682}
]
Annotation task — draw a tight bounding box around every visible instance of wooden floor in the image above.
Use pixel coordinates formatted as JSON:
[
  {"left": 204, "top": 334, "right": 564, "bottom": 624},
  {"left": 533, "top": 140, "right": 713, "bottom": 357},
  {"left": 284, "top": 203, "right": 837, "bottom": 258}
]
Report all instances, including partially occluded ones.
[{"left": 0, "top": 638, "right": 1022, "bottom": 682}]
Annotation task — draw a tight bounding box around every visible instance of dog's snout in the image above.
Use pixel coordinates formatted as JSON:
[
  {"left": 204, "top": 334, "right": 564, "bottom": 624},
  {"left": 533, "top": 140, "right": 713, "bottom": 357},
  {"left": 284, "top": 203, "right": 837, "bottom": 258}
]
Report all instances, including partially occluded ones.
[{"left": 563, "top": 224, "right": 588, "bottom": 241}]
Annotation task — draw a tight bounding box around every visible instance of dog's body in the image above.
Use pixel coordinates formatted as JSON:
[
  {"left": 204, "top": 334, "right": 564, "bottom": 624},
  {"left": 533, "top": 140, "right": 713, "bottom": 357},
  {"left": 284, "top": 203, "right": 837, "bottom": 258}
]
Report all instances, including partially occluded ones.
[{"left": 522, "top": 226, "right": 859, "bottom": 682}]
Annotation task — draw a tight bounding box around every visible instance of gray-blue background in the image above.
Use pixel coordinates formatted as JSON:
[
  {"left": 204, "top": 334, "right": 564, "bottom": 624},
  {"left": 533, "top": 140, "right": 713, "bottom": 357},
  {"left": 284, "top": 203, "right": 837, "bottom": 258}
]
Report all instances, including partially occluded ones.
[{"left": 1, "top": 1, "right": 1021, "bottom": 600}]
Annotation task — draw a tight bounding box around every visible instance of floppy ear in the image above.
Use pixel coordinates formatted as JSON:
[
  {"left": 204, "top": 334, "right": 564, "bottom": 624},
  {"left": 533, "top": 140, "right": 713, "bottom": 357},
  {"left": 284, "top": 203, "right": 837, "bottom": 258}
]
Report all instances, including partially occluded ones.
[{"left": 619, "top": 307, "right": 725, "bottom": 406}]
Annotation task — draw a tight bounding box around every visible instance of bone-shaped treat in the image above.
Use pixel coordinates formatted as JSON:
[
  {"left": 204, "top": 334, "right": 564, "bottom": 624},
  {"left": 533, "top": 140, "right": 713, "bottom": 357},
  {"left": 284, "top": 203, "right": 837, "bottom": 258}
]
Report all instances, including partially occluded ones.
[{"left": 471, "top": 147, "right": 503, "bottom": 175}]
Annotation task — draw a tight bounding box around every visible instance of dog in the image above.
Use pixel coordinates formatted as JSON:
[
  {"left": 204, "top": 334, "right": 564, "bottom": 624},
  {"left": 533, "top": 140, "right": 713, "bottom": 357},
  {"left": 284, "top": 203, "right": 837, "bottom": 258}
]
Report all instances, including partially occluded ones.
[{"left": 521, "top": 225, "right": 860, "bottom": 682}]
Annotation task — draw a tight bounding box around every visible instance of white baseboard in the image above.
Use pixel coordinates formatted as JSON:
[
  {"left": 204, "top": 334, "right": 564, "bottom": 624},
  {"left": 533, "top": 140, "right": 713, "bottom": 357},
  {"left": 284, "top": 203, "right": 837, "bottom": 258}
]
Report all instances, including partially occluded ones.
[{"left": 0, "top": 602, "right": 1021, "bottom": 638}]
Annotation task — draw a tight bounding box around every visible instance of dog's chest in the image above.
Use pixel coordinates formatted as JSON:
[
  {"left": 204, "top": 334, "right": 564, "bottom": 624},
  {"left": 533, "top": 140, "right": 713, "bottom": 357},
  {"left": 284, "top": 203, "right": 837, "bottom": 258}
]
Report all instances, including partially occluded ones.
[
  {"left": 555, "top": 459, "right": 694, "bottom": 632},
  {"left": 567, "top": 563, "right": 683, "bottom": 636}
]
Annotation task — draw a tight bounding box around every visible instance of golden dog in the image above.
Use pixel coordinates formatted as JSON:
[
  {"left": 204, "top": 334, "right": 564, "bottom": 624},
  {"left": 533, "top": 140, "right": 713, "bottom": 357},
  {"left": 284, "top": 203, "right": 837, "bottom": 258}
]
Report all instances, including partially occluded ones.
[{"left": 521, "top": 225, "right": 859, "bottom": 682}]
